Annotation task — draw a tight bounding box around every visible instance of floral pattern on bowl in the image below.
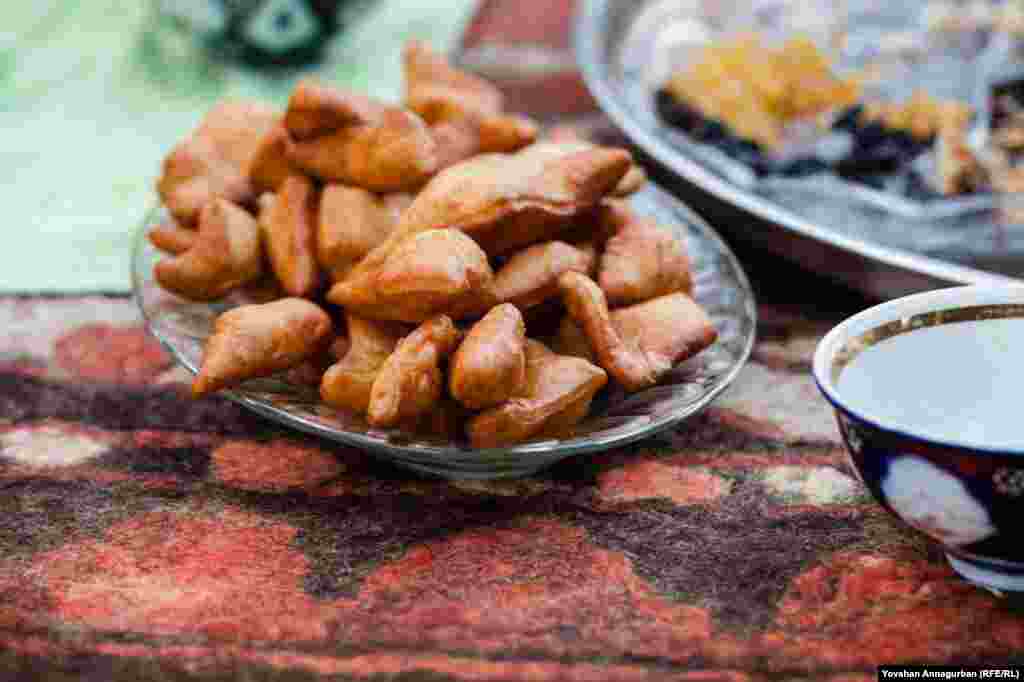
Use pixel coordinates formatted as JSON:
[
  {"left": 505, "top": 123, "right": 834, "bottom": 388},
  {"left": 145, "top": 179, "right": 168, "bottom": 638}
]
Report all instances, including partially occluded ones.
[{"left": 881, "top": 455, "right": 996, "bottom": 547}]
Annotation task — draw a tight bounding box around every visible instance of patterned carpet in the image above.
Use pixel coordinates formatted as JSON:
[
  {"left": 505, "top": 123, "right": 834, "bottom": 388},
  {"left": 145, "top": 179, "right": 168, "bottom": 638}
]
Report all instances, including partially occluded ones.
[
  {"left": 3, "top": 1, "right": 1024, "bottom": 678},
  {"left": 3, "top": 289, "right": 1023, "bottom": 680}
]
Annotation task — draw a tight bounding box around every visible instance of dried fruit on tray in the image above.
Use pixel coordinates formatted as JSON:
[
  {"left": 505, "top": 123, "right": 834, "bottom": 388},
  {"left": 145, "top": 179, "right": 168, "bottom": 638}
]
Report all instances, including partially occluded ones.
[{"left": 663, "top": 35, "right": 860, "bottom": 149}]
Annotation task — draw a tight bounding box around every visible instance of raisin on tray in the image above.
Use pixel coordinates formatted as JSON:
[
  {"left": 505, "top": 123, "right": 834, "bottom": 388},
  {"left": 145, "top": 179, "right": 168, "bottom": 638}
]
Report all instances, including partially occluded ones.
[
  {"left": 831, "top": 105, "right": 864, "bottom": 132},
  {"left": 656, "top": 87, "right": 947, "bottom": 198},
  {"left": 655, "top": 90, "right": 703, "bottom": 131}
]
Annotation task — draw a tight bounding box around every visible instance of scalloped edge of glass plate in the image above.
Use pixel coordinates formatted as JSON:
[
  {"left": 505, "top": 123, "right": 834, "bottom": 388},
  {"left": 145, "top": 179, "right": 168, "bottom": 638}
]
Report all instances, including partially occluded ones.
[{"left": 132, "top": 183, "right": 757, "bottom": 479}]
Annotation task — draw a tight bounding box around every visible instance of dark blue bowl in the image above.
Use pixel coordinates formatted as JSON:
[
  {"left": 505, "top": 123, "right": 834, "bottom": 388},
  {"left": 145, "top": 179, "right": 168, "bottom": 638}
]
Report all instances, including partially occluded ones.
[{"left": 814, "top": 286, "right": 1024, "bottom": 593}]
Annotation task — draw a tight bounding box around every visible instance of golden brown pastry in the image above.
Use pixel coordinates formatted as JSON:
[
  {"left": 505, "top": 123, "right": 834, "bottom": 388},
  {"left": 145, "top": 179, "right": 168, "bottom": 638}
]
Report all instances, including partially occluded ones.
[
  {"left": 553, "top": 315, "right": 596, "bottom": 362},
  {"left": 284, "top": 351, "right": 337, "bottom": 387},
  {"left": 403, "top": 41, "right": 537, "bottom": 168},
  {"left": 449, "top": 304, "right": 527, "bottom": 409},
  {"left": 326, "top": 228, "right": 495, "bottom": 322},
  {"left": 283, "top": 80, "right": 380, "bottom": 138},
  {"left": 283, "top": 80, "right": 437, "bottom": 191},
  {"left": 367, "top": 316, "right": 461, "bottom": 428},
  {"left": 467, "top": 339, "right": 607, "bottom": 448},
  {"left": 158, "top": 101, "right": 278, "bottom": 225},
  {"left": 347, "top": 143, "right": 631, "bottom": 285},
  {"left": 317, "top": 185, "right": 409, "bottom": 279},
  {"left": 493, "top": 240, "right": 596, "bottom": 310},
  {"left": 261, "top": 174, "right": 321, "bottom": 298},
  {"left": 521, "top": 299, "right": 571, "bottom": 339},
  {"left": 403, "top": 40, "right": 504, "bottom": 121},
  {"left": 429, "top": 115, "right": 537, "bottom": 170},
  {"left": 287, "top": 324, "right": 352, "bottom": 387},
  {"left": 158, "top": 136, "right": 251, "bottom": 228},
  {"left": 192, "top": 298, "right": 332, "bottom": 397},
  {"left": 195, "top": 101, "right": 281, "bottom": 169},
  {"left": 428, "top": 120, "right": 485, "bottom": 170},
  {"left": 237, "top": 273, "right": 287, "bottom": 304},
  {"left": 430, "top": 143, "right": 630, "bottom": 255},
  {"left": 148, "top": 223, "right": 198, "bottom": 255},
  {"left": 596, "top": 201, "right": 692, "bottom": 305},
  {"left": 396, "top": 399, "right": 468, "bottom": 440},
  {"left": 559, "top": 271, "right": 717, "bottom": 392},
  {"left": 427, "top": 113, "right": 537, "bottom": 170},
  {"left": 321, "top": 314, "right": 407, "bottom": 413},
  {"left": 246, "top": 123, "right": 296, "bottom": 193},
  {"left": 610, "top": 166, "right": 647, "bottom": 197},
  {"left": 544, "top": 128, "right": 646, "bottom": 197},
  {"left": 327, "top": 333, "right": 352, "bottom": 362},
  {"left": 476, "top": 114, "right": 540, "bottom": 154},
  {"left": 154, "top": 199, "right": 263, "bottom": 301}
]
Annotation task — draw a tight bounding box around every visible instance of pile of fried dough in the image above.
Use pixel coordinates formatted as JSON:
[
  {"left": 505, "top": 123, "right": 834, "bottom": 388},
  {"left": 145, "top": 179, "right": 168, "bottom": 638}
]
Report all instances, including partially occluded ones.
[{"left": 151, "top": 41, "right": 718, "bottom": 448}]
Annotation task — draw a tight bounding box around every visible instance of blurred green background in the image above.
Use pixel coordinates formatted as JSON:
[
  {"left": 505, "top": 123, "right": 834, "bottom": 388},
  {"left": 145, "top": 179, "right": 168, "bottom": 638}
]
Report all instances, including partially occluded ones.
[{"left": 1, "top": 0, "right": 477, "bottom": 292}]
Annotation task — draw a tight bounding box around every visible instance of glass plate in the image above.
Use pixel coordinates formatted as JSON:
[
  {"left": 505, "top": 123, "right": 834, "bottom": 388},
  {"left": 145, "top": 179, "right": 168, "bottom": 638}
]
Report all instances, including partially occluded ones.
[{"left": 132, "top": 183, "right": 757, "bottom": 479}]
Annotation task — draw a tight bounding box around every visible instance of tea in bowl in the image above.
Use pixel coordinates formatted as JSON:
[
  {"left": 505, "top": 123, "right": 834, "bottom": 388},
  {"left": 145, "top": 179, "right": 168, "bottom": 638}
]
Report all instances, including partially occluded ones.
[{"left": 813, "top": 285, "right": 1024, "bottom": 593}]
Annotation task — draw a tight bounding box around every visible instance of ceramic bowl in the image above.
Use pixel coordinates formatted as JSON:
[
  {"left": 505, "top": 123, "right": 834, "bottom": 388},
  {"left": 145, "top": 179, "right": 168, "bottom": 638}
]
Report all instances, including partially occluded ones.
[{"left": 813, "top": 285, "right": 1024, "bottom": 593}]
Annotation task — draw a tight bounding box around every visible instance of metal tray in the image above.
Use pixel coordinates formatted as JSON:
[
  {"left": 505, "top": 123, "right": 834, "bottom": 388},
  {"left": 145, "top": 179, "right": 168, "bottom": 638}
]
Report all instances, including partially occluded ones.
[{"left": 575, "top": 0, "right": 1024, "bottom": 299}]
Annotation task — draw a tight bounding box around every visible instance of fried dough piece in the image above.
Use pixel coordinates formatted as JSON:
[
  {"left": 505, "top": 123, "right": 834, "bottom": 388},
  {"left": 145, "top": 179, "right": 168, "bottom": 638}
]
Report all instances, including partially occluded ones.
[
  {"left": 466, "top": 340, "right": 607, "bottom": 448},
  {"left": 403, "top": 41, "right": 537, "bottom": 166},
  {"left": 477, "top": 114, "right": 539, "bottom": 153},
  {"left": 522, "top": 299, "right": 570, "bottom": 340},
  {"left": 349, "top": 143, "right": 631, "bottom": 282},
  {"left": 557, "top": 202, "right": 618, "bottom": 251},
  {"left": 283, "top": 80, "right": 381, "bottom": 139},
  {"left": 327, "top": 229, "right": 496, "bottom": 322},
  {"left": 493, "top": 241, "right": 596, "bottom": 310},
  {"left": 611, "top": 166, "right": 647, "bottom": 197},
  {"left": 158, "top": 136, "right": 251, "bottom": 227},
  {"left": 154, "top": 199, "right": 262, "bottom": 301},
  {"left": 429, "top": 115, "right": 538, "bottom": 169},
  {"left": 261, "top": 175, "right": 321, "bottom": 298},
  {"left": 328, "top": 333, "right": 352, "bottom": 362},
  {"left": 429, "top": 120, "right": 485, "bottom": 170},
  {"left": 283, "top": 80, "right": 437, "bottom": 191},
  {"left": 192, "top": 298, "right": 332, "bottom": 397},
  {"left": 404, "top": 40, "right": 504, "bottom": 121},
  {"left": 553, "top": 315, "right": 596, "bottom": 362},
  {"left": 237, "top": 274, "right": 286, "bottom": 304},
  {"left": 449, "top": 304, "right": 527, "bottom": 409},
  {"left": 246, "top": 123, "right": 296, "bottom": 193},
  {"left": 544, "top": 128, "right": 646, "bottom": 197},
  {"left": 396, "top": 398, "right": 467, "bottom": 440},
  {"left": 559, "top": 272, "right": 717, "bottom": 392},
  {"left": 196, "top": 101, "right": 280, "bottom": 168},
  {"left": 148, "top": 223, "right": 198, "bottom": 255},
  {"left": 367, "top": 316, "right": 461, "bottom": 428},
  {"left": 287, "top": 325, "right": 352, "bottom": 388},
  {"left": 321, "top": 314, "right": 407, "bottom": 413},
  {"left": 284, "top": 351, "right": 336, "bottom": 387},
  {"left": 317, "top": 185, "right": 408, "bottom": 278},
  {"left": 158, "top": 101, "right": 278, "bottom": 225},
  {"left": 418, "top": 143, "right": 630, "bottom": 255},
  {"left": 597, "top": 201, "right": 692, "bottom": 305},
  {"left": 288, "top": 109, "right": 438, "bottom": 192}
]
